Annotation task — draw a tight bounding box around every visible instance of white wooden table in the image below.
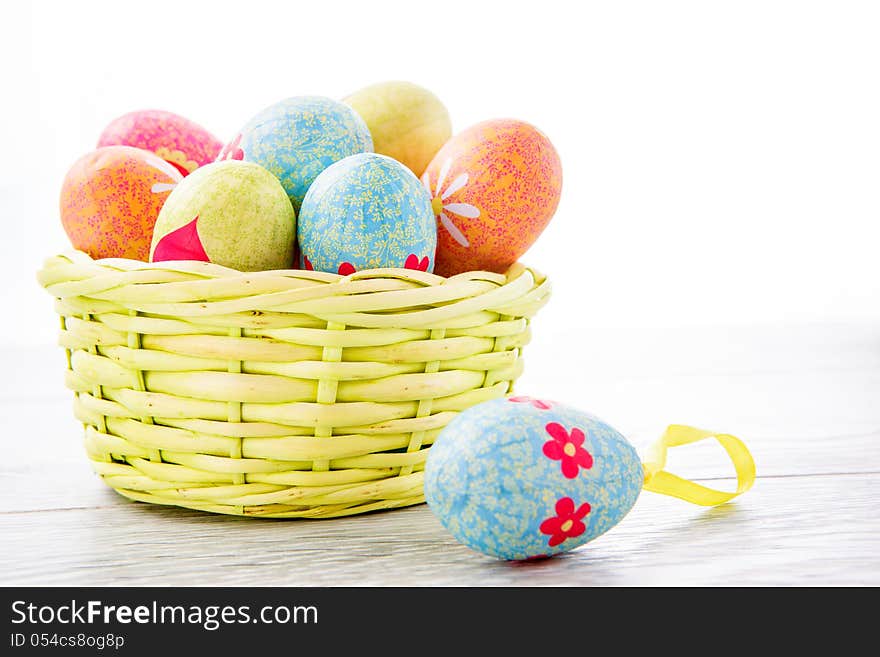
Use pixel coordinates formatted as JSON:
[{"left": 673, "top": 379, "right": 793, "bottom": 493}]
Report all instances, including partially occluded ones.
[{"left": 2, "top": 322, "right": 878, "bottom": 586}]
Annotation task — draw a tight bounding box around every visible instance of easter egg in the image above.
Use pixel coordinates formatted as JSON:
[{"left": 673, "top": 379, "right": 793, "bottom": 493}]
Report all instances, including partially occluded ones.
[
  {"left": 344, "top": 81, "right": 452, "bottom": 178},
  {"left": 298, "top": 153, "right": 436, "bottom": 275},
  {"left": 97, "top": 110, "right": 223, "bottom": 176},
  {"left": 424, "top": 396, "right": 643, "bottom": 560},
  {"left": 220, "top": 96, "right": 373, "bottom": 212},
  {"left": 60, "top": 145, "right": 183, "bottom": 261},
  {"left": 150, "top": 160, "right": 295, "bottom": 272},
  {"left": 421, "top": 119, "right": 563, "bottom": 277}
]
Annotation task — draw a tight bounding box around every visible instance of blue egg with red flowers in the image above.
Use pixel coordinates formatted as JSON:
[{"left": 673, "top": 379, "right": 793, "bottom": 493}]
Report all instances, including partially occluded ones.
[{"left": 424, "top": 396, "right": 644, "bottom": 560}]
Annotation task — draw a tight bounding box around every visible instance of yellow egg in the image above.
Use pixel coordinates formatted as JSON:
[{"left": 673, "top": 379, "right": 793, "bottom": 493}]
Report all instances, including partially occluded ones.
[{"left": 344, "top": 81, "right": 451, "bottom": 177}]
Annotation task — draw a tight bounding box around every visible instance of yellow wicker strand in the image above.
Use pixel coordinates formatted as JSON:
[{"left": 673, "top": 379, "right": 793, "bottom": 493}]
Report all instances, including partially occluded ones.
[
  {"left": 399, "top": 327, "right": 446, "bottom": 477},
  {"left": 82, "top": 311, "right": 112, "bottom": 469},
  {"left": 313, "top": 320, "right": 346, "bottom": 472},
  {"left": 124, "top": 309, "right": 162, "bottom": 466},
  {"left": 226, "top": 327, "right": 245, "bottom": 496}
]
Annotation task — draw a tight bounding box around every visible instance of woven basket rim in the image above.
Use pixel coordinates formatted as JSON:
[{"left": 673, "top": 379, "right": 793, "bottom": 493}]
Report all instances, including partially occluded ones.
[{"left": 40, "top": 250, "right": 546, "bottom": 284}]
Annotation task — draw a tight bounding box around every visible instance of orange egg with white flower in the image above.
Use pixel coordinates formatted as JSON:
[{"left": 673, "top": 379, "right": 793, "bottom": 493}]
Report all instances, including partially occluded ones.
[
  {"left": 59, "top": 146, "right": 183, "bottom": 261},
  {"left": 422, "top": 119, "right": 562, "bottom": 277}
]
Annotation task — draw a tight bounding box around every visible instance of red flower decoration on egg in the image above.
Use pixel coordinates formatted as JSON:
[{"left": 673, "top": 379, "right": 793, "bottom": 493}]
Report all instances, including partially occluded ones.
[
  {"left": 338, "top": 262, "right": 356, "bottom": 276},
  {"left": 151, "top": 215, "right": 209, "bottom": 263},
  {"left": 217, "top": 134, "right": 244, "bottom": 161},
  {"left": 509, "top": 396, "right": 553, "bottom": 410},
  {"left": 543, "top": 422, "right": 593, "bottom": 479},
  {"left": 540, "top": 497, "right": 591, "bottom": 547},
  {"left": 303, "top": 255, "right": 314, "bottom": 271},
  {"left": 404, "top": 254, "right": 430, "bottom": 271}
]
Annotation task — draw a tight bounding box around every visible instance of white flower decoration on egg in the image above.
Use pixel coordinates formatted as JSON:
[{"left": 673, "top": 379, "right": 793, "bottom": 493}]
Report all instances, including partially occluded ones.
[
  {"left": 421, "top": 158, "right": 480, "bottom": 248},
  {"left": 143, "top": 152, "right": 183, "bottom": 194}
]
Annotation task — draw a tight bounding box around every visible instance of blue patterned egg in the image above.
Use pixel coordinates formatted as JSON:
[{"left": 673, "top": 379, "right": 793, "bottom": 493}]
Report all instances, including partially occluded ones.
[
  {"left": 424, "top": 396, "right": 644, "bottom": 560},
  {"left": 219, "top": 96, "right": 373, "bottom": 212},
  {"left": 297, "top": 153, "right": 437, "bottom": 275}
]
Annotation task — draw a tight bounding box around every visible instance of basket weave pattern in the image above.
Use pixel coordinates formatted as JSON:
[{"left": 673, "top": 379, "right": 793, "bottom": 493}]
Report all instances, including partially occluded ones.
[{"left": 38, "top": 252, "right": 549, "bottom": 518}]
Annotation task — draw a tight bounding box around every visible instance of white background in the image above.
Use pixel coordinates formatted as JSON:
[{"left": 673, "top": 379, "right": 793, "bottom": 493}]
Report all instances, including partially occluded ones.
[
  {"left": 1, "top": 2, "right": 878, "bottom": 588},
  {"left": 3, "top": 0, "right": 879, "bottom": 346}
]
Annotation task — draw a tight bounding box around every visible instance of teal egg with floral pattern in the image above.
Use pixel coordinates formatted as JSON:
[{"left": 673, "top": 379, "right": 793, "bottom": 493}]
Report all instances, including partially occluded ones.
[
  {"left": 424, "top": 396, "right": 645, "bottom": 560},
  {"left": 297, "top": 153, "right": 437, "bottom": 275},
  {"left": 219, "top": 96, "right": 373, "bottom": 212}
]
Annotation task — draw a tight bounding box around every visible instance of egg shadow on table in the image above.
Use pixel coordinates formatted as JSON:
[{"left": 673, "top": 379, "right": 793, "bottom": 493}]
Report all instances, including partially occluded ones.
[{"left": 503, "top": 553, "right": 578, "bottom": 570}]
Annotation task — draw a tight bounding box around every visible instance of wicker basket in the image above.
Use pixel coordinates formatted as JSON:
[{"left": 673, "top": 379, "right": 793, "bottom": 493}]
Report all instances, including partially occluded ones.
[{"left": 37, "top": 251, "right": 550, "bottom": 518}]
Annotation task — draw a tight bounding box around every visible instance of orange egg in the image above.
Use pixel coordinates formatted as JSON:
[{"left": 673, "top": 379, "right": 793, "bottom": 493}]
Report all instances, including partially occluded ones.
[
  {"left": 60, "top": 146, "right": 182, "bottom": 260},
  {"left": 421, "top": 119, "right": 562, "bottom": 277}
]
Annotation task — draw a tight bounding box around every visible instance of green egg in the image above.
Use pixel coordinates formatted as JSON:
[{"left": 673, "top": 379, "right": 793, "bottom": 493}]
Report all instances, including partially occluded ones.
[{"left": 150, "top": 160, "right": 295, "bottom": 272}]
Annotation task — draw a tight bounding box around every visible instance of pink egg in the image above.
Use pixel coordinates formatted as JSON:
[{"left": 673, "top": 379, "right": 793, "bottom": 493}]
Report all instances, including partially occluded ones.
[{"left": 97, "top": 110, "right": 223, "bottom": 176}]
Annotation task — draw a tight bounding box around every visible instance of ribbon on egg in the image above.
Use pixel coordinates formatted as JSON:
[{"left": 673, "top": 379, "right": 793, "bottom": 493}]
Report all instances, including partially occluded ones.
[{"left": 641, "top": 424, "right": 756, "bottom": 506}]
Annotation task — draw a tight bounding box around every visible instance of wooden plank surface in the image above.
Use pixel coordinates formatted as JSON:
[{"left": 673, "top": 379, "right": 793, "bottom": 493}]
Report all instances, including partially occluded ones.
[{"left": 2, "top": 323, "right": 879, "bottom": 586}]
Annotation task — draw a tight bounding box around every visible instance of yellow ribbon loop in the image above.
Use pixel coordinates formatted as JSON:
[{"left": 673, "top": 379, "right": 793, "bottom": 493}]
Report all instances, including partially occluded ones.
[{"left": 642, "top": 424, "right": 756, "bottom": 506}]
